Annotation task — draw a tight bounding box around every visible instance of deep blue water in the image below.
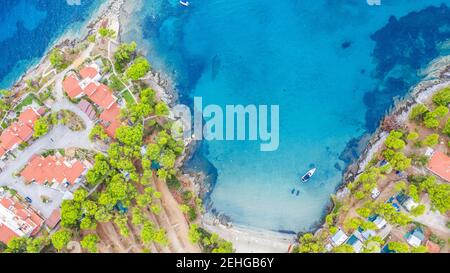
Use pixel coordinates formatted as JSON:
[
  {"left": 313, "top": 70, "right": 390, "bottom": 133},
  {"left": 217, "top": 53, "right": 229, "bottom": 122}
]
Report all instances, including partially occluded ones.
[
  {"left": 121, "top": 0, "right": 450, "bottom": 232},
  {"left": 2, "top": 0, "right": 450, "bottom": 233},
  {"left": 0, "top": 0, "right": 104, "bottom": 88}
]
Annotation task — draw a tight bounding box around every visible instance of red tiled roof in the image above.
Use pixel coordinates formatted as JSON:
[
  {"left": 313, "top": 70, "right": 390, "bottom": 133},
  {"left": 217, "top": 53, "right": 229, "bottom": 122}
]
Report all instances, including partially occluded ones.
[
  {"left": 0, "top": 225, "right": 19, "bottom": 244},
  {"left": 45, "top": 208, "right": 61, "bottom": 230},
  {"left": 84, "top": 82, "right": 98, "bottom": 96},
  {"left": 0, "top": 196, "right": 44, "bottom": 244},
  {"left": 18, "top": 107, "right": 40, "bottom": 128},
  {"left": 21, "top": 155, "right": 87, "bottom": 185},
  {"left": 428, "top": 151, "right": 450, "bottom": 182},
  {"left": 80, "top": 66, "right": 98, "bottom": 79},
  {"left": 88, "top": 84, "right": 117, "bottom": 109},
  {"left": 62, "top": 74, "right": 83, "bottom": 98},
  {"left": 0, "top": 146, "right": 6, "bottom": 157},
  {"left": 426, "top": 240, "right": 441, "bottom": 253},
  {"left": 100, "top": 103, "right": 121, "bottom": 137}
]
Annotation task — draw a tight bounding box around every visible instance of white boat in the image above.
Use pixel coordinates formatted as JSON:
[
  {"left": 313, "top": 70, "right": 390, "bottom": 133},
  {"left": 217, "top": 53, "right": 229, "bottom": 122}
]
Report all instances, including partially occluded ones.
[
  {"left": 180, "top": 1, "right": 190, "bottom": 7},
  {"left": 301, "top": 168, "right": 316, "bottom": 182}
]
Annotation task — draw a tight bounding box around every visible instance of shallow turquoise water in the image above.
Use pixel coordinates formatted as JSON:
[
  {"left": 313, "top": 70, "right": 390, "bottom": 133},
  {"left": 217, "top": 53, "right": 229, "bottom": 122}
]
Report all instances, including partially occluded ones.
[
  {"left": 2, "top": 0, "right": 450, "bottom": 233},
  {"left": 122, "top": 0, "right": 450, "bottom": 232},
  {"left": 0, "top": 0, "right": 104, "bottom": 88}
]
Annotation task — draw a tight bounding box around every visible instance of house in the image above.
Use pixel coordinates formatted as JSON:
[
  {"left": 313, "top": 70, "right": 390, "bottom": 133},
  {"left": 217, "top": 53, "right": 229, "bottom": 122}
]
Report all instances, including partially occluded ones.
[
  {"left": 405, "top": 228, "right": 425, "bottom": 247},
  {"left": 371, "top": 215, "right": 387, "bottom": 230},
  {"left": 99, "top": 102, "right": 121, "bottom": 137},
  {"left": 425, "top": 240, "right": 441, "bottom": 253},
  {"left": 45, "top": 208, "right": 61, "bottom": 230},
  {"left": 346, "top": 234, "right": 364, "bottom": 253},
  {"left": 330, "top": 229, "right": 348, "bottom": 246},
  {"left": 427, "top": 151, "right": 450, "bottom": 182},
  {"left": 0, "top": 193, "right": 44, "bottom": 244},
  {"left": 62, "top": 64, "right": 121, "bottom": 137},
  {"left": 62, "top": 64, "right": 117, "bottom": 110},
  {"left": 371, "top": 187, "right": 381, "bottom": 199},
  {"left": 20, "top": 154, "right": 88, "bottom": 188},
  {"left": 402, "top": 197, "right": 419, "bottom": 212},
  {"left": 0, "top": 107, "right": 41, "bottom": 159}
]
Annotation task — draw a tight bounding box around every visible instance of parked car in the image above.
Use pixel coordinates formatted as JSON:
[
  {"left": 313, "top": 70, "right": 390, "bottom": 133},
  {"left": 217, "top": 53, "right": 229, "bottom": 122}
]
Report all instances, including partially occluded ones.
[{"left": 25, "top": 197, "right": 32, "bottom": 203}]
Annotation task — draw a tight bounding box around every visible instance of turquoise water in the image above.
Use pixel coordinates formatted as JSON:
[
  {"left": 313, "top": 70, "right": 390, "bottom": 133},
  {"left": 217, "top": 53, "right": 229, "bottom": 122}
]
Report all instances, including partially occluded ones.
[
  {"left": 122, "top": 0, "right": 450, "bottom": 232},
  {"left": 0, "top": 0, "right": 104, "bottom": 88},
  {"left": 2, "top": 0, "right": 450, "bottom": 233}
]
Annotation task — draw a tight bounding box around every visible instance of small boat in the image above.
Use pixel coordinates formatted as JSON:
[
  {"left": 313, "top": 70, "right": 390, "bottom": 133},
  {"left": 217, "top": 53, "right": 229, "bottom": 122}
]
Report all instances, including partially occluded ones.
[
  {"left": 301, "top": 168, "right": 316, "bottom": 182},
  {"left": 291, "top": 188, "right": 295, "bottom": 194},
  {"left": 180, "top": 1, "right": 190, "bottom": 7},
  {"left": 296, "top": 190, "right": 300, "bottom": 196}
]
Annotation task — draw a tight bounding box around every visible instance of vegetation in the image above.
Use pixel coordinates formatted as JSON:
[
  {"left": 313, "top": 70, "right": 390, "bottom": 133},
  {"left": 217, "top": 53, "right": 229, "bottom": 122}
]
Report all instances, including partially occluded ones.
[
  {"left": 113, "top": 42, "right": 137, "bottom": 73},
  {"left": 89, "top": 124, "right": 109, "bottom": 142},
  {"left": 125, "top": 57, "right": 151, "bottom": 81},
  {"left": 98, "top": 27, "right": 116, "bottom": 38},
  {"left": 33, "top": 117, "right": 49, "bottom": 138},
  {"left": 80, "top": 234, "right": 99, "bottom": 253},
  {"left": 51, "top": 229, "right": 72, "bottom": 251},
  {"left": 49, "top": 48, "right": 68, "bottom": 71}
]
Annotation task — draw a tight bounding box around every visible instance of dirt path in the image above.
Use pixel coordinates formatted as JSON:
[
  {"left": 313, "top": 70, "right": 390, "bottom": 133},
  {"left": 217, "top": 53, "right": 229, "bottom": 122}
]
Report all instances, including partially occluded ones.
[{"left": 154, "top": 178, "right": 201, "bottom": 253}]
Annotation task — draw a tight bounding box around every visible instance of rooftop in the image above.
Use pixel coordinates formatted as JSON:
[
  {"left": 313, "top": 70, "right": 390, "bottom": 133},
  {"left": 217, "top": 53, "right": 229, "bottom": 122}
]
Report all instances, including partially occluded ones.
[
  {"left": 0, "top": 195, "right": 44, "bottom": 244},
  {"left": 428, "top": 151, "right": 450, "bottom": 182},
  {"left": 21, "top": 154, "right": 87, "bottom": 186}
]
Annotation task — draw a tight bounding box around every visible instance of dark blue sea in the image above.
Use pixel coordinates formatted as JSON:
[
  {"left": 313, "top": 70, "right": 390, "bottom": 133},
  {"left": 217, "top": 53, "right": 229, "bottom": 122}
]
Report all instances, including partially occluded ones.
[{"left": 2, "top": 0, "right": 450, "bottom": 232}]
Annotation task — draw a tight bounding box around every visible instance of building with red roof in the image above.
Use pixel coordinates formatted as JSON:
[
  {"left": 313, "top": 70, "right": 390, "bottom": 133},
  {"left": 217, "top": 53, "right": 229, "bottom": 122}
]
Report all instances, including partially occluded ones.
[
  {"left": 21, "top": 155, "right": 88, "bottom": 187},
  {"left": 427, "top": 151, "right": 450, "bottom": 182},
  {"left": 62, "top": 74, "right": 84, "bottom": 99},
  {"left": 99, "top": 102, "right": 121, "bottom": 137},
  {"left": 80, "top": 66, "right": 100, "bottom": 80},
  {"left": 45, "top": 208, "right": 61, "bottom": 230},
  {"left": 0, "top": 194, "right": 44, "bottom": 244},
  {"left": 18, "top": 107, "right": 41, "bottom": 128},
  {"left": 0, "top": 107, "right": 41, "bottom": 158},
  {"left": 62, "top": 64, "right": 117, "bottom": 110},
  {"left": 62, "top": 64, "right": 122, "bottom": 138}
]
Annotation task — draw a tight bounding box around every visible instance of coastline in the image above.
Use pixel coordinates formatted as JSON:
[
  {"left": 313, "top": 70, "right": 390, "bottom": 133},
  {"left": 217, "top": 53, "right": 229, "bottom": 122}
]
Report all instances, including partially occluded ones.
[
  {"left": 4, "top": 1, "right": 449, "bottom": 254},
  {"left": 9, "top": 0, "right": 121, "bottom": 92}
]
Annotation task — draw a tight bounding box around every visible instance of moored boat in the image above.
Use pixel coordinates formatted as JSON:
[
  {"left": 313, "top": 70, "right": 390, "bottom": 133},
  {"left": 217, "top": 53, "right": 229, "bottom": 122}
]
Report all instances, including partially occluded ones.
[{"left": 301, "top": 168, "right": 316, "bottom": 182}]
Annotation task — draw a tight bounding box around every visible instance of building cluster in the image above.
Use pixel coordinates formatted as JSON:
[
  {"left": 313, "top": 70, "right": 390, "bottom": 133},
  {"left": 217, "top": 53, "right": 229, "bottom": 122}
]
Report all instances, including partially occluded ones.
[
  {"left": 63, "top": 64, "right": 122, "bottom": 137},
  {"left": 0, "top": 107, "right": 42, "bottom": 159}
]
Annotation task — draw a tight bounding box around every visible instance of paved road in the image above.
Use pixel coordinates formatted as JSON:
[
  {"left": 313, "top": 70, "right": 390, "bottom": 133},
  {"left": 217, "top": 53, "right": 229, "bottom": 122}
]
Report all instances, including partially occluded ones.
[{"left": 0, "top": 44, "right": 97, "bottom": 218}]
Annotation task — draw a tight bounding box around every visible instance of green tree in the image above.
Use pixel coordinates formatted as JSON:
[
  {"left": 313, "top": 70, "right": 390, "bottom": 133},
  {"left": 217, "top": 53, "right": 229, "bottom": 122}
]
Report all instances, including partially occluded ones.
[
  {"left": 332, "top": 244, "right": 354, "bottom": 253},
  {"left": 432, "top": 87, "right": 450, "bottom": 106},
  {"left": 433, "top": 105, "right": 449, "bottom": 118},
  {"left": 51, "top": 230, "right": 72, "bottom": 251},
  {"left": 407, "top": 132, "right": 419, "bottom": 141},
  {"left": 155, "top": 102, "right": 169, "bottom": 116},
  {"left": 89, "top": 124, "right": 109, "bottom": 142},
  {"left": 86, "top": 153, "right": 112, "bottom": 186},
  {"left": 114, "top": 42, "right": 137, "bottom": 72},
  {"left": 388, "top": 242, "right": 409, "bottom": 253},
  {"left": 49, "top": 49, "right": 67, "bottom": 70},
  {"left": 410, "top": 204, "right": 426, "bottom": 216},
  {"left": 296, "top": 233, "right": 326, "bottom": 253},
  {"left": 125, "top": 57, "right": 151, "bottom": 80},
  {"left": 33, "top": 117, "right": 49, "bottom": 138},
  {"left": 98, "top": 27, "right": 116, "bottom": 38},
  {"left": 443, "top": 118, "right": 450, "bottom": 136},
  {"left": 409, "top": 104, "right": 428, "bottom": 121},
  {"left": 423, "top": 134, "right": 440, "bottom": 147},
  {"left": 385, "top": 130, "right": 406, "bottom": 150},
  {"left": 424, "top": 112, "right": 440, "bottom": 129},
  {"left": 80, "top": 234, "right": 99, "bottom": 253},
  {"left": 188, "top": 224, "right": 202, "bottom": 244}
]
